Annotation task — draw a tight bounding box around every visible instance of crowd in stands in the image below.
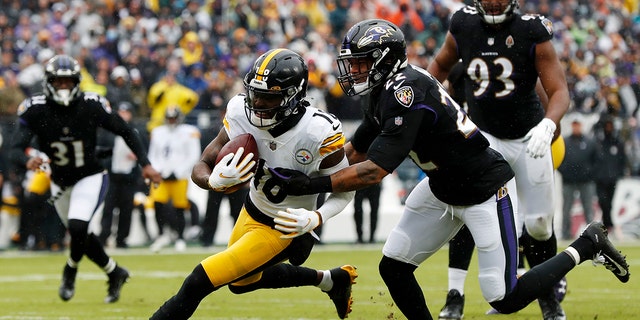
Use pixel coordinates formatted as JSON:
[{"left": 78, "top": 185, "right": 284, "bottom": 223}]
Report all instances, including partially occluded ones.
[{"left": 0, "top": 0, "right": 639, "bottom": 250}]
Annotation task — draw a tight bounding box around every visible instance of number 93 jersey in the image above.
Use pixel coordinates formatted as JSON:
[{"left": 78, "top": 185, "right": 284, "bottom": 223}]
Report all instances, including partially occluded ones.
[
  {"left": 222, "top": 94, "right": 345, "bottom": 218},
  {"left": 450, "top": 6, "right": 553, "bottom": 139}
]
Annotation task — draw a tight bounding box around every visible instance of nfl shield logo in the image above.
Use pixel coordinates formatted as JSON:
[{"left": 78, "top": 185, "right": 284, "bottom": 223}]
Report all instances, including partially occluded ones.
[
  {"left": 269, "top": 141, "right": 277, "bottom": 151},
  {"left": 394, "top": 116, "right": 403, "bottom": 126},
  {"left": 488, "top": 37, "right": 494, "bottom": 46}
]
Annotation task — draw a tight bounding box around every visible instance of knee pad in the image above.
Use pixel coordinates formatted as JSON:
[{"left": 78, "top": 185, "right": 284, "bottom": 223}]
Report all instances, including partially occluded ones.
[
  {"left": 524, "top": 214, "right": 553, "bottom": 241},
  {"left": 478, "top": 267, "right": 505, "bottom": 302}
]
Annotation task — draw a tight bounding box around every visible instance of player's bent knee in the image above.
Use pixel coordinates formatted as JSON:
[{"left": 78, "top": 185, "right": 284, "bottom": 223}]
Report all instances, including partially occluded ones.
[
  {"left": 478, "top": 267, "right": 506, "bottom": 302},
  {"left": 67, "top": 219, "right": 89, "bottom": 238},
  {"left": 181, "top": 264, "right": 216, "bottom": 299},
  {"left": 524, "top": 215, "right": 553, "bottom": 241}
]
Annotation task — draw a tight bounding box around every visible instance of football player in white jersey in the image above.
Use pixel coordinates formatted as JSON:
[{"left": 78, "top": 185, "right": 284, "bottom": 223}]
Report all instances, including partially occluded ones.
[{"left": 150, "top": 49, "right": 357, "bottom": 320}]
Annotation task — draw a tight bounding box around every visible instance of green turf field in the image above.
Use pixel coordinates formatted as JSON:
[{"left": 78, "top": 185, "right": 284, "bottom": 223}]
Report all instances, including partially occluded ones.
[{"left": 0, "top": 242, "right": 638, "bottom": 319}]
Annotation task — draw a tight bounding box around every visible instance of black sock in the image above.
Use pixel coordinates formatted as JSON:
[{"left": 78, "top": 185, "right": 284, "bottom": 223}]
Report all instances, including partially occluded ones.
[
  {"left": 379, "top": 256, "right": 431, "bottom": 319},
  {"left": 229, "top": 263, "right": 319, "bottom": 294},
  {"left": 490, "top": 253, "right": 575, "bottom": 314},
  {"left": 449, "top": 225, "right": 475, "bottom": 270},
  {"left": 150, "top": 264, "right": 215, "bottom": 320},
  {"left": 523, "top": 230, "right": 557, "bottom": 267}
]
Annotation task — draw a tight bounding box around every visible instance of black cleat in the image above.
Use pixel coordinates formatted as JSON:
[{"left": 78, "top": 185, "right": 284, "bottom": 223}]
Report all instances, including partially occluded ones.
[
  {"left": 538, "top": 294, "right": 566, "bottom": 320},
  {"left": 438, "top": 289, "right": 464, "bottom": 320},
  {"left": 58, "top": 264, "right": 77, "bottom": 301},
  {"left": 325, "top": 265, "right": 358, "bottom": 319},
  {"left": 579, "top": 221, "right": 630, "bottom": 283},
  {"left": 105, "top": 266, "right": 130, "bottom": 303}
]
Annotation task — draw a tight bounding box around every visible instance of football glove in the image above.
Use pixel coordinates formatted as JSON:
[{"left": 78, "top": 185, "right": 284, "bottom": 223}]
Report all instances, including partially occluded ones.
[
  {"left": 268, "top": 167, "right": 332, "bottom": 196},
  {"left": 208, "top": 147, "right": 255, "bottom": 192},
  {"left": 524, "top": 118, "right": 556, "bottom": 159},
  {"left": 274, "top": 208, "right": 322, "bottom": 239}
]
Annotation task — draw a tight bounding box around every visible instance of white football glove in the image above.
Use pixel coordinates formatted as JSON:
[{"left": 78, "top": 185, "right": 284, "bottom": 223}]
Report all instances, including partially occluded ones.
[
  {"left": 524, "top": 118, "right": 556, "bottom": 159},
  {"left": 274, "top": 208, "right": 322, "bottom": 239},
  {"left": 208, "top": 147, "right": 256, "bottom": 192}
]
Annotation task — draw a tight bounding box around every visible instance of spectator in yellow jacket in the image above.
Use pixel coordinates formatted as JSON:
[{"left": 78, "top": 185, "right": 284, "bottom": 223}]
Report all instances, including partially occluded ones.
[{"left": 146, "top": 72, "right": 199, "bottom": 132}]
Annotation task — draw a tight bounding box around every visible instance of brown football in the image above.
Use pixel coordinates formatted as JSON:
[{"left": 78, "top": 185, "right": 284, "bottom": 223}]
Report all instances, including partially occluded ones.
[{"left": 215, "top": 133, "right": 259, "bottom": 194}]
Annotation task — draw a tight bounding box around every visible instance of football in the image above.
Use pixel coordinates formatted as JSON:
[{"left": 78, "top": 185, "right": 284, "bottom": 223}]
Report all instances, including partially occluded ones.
[{"left": 215, "top": 133, "right": 259, "bottom": 194}]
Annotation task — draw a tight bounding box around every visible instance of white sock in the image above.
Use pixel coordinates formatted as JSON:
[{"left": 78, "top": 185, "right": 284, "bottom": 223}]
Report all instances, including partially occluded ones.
[
  {"left": 317, "top": 270, "right": 333, "bottom": 292},
  {"left": 564, "top": 247, "right": 581, "bottom": 265},
  {"left": 103, "top": 258, "right": 116, "bottom": 274},
  {"left": 448, "top": 268, "right": 467, "bottom": 295},
  {"left": 67, "top": 258, "right": 78, "bottom": 268}
]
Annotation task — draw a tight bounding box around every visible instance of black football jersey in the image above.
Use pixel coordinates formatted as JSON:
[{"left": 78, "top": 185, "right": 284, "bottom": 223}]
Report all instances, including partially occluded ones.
[
  {"left": 11, "top": 93, "right": 150, "bottom": 187},
  {"left": 351, "top": 65, "right": 514, "bottom": 205},
  {"left": 450, "top": 6, "right": 553, "bottom": 139}
]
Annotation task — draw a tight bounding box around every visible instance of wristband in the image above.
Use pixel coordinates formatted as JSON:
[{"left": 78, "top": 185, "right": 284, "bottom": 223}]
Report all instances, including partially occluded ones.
[{"left": 309, "top": 176, "right": 333, "bottom": 193}]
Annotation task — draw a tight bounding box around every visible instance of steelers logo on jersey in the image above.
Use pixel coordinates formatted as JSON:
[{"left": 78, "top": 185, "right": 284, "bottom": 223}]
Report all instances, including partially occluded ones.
[
  {"left": 295, "top": 149, "right": 314, "bottom": 165},
  {"left": 394, "top": 86, "right": 414, "bottom": 107}
]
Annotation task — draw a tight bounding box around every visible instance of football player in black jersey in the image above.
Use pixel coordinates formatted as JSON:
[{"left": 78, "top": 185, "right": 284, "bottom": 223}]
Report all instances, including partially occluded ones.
[
  {"left": 427, "top": 0, "right": 571, "bottom": 318},
  {"left": 9, "top": 55, "right": 162, "bottom": 303},
  {"left": 270, "top": 19, "right": 629, "bottom": 319}
]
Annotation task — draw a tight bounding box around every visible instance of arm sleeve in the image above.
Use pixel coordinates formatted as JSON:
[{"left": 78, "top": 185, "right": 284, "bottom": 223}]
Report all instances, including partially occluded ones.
[
  {"left": 316, "top": 156, "right": 355, "bottom": 222},
  {"left": 102, "top": 112, "right": 152, "bottom": 167},
  {"left": 9, "top": 119, "right": 34, "bottom": 168}
]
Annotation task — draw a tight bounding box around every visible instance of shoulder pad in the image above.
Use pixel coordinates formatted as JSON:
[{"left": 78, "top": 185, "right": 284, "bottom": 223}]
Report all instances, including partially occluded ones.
[
  {"left": 520, "top": 14, "right": 554, "bottom": 36},
  {"left": 83, "top": 93, "right": 113, "bottom": 113},
  {"left": 17, "top": 95, "right": 47, "bottom": 116}
]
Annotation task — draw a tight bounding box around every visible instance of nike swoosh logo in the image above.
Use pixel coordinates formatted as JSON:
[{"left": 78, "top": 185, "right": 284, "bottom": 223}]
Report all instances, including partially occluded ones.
[
  {"left": 332, "top": 123, "right": 340, "bottom": 130},
  {"left": 393, "top": 81, "right": 405, "bottom": 90},
  {"left": 602, "top": 253, "right": 628, "bottom": 277},
  {"left": 219, "top": 173, "right": 234, "bottom": 179}
]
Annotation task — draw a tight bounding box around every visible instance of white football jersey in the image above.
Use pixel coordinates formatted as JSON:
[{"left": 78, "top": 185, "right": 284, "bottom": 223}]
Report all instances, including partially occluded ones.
[
  {"left": 223, "top": 94, "right": 345, "bottom": 218},
  {"left": 148, "top": 123, "right": 202, "bottom": 179}
]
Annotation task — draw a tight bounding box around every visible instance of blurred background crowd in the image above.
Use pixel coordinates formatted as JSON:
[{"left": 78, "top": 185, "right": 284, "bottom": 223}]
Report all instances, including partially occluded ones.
[{"left": 0, "top": 0, "right": 639, "bottom": 251}]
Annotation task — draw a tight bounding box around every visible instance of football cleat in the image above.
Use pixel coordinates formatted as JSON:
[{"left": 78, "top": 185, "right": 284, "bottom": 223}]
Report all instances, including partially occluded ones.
[
  {"left": 538, "top": 293, "right": 566, "bottom": 320},
  {"left": 325, "top": 265, "right": 358, "bottom": 319},
  {"left": 105, "top": 266, "right": 130, "bottom": 303},
  {"left": 579, "top": 221, "right": 630, "bottom": 283},
  {"left": 58, "top": 264, "right": 77, "bottom": 301},
  {"left": 438, "top": 289, "right": 465, "bottom": 320},
  {"left": 150, "top": 234, "right": 172, "bottom": 253}
]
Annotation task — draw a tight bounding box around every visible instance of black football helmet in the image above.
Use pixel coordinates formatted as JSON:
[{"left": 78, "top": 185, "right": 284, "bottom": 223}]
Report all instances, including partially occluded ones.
[
  {"left": 165, "top": 106, "right": 183, "bottom": 127},
  {"left": 336, "top": 19, "right": 407, "bottom": 96},
  {"left": 243, "top": 48, "right": 308, "bottom": 129},
  {"left": 474, "top": 0, "right": 518, "bottom": 25},
  {"left": 43, "top": 55, "right": 82, "bottom": 106}
]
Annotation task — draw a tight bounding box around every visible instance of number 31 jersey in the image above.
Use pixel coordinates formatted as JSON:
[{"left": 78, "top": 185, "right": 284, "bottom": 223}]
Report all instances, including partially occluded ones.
[{"left": 450, "top": 6, "right": 554, "bottom": 139}]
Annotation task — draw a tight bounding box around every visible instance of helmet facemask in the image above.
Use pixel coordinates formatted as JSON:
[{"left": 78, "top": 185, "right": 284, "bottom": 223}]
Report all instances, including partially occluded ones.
[
  {"left": 336, "top": 19, "right": 408, "bottom": 97},
  {"left": 244, "top": 77, "right": 304, "bottom": 129},
  {"left": 474, "top": 0, "right": 518, "bottom": 25},
  {"left": 43, "top": 55, "right": 82, "bottom": 107},
  {"left": 337, "top": 47, "right": 404, "bottom": 96}
]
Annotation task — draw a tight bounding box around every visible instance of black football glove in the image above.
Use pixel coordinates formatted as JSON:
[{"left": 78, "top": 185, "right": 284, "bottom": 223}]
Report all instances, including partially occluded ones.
[{"left": 268, "top": 167, "right": 332, "bottom": 196}]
